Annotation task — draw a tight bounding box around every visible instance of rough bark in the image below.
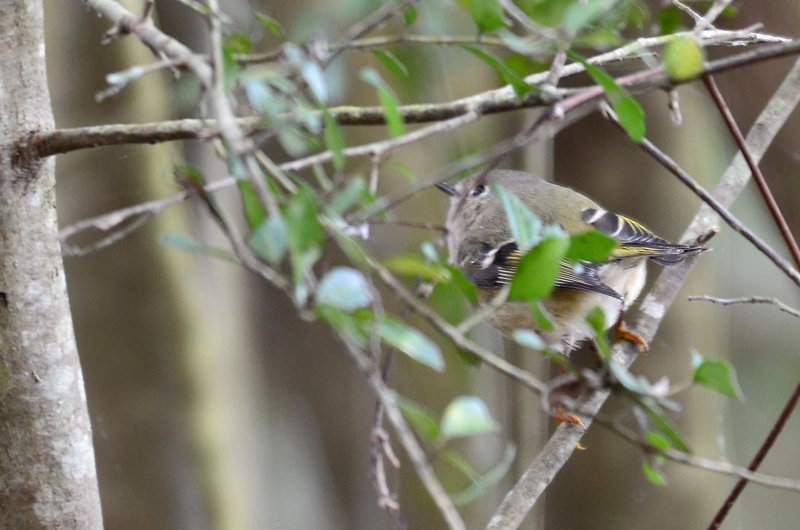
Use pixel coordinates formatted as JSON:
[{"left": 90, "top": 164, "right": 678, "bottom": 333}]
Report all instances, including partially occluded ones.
[{"left": 0, "top": 1, "right": 102, "bottom": 527}]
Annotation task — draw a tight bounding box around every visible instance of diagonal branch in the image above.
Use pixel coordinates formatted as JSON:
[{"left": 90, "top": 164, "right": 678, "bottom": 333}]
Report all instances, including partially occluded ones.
[{"left": 486, "top": 53, "right": 800, "bottom": 530}]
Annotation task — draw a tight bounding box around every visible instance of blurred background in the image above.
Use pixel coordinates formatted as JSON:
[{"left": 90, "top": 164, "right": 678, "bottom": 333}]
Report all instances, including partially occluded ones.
[{"left": 46, "top": 1, "right": 800, "bottom": 528}]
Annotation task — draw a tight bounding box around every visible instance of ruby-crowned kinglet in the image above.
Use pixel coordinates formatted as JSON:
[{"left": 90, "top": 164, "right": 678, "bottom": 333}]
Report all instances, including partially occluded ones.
[{"left": 437, "top": 169, "right": 704, "bottom": 354}]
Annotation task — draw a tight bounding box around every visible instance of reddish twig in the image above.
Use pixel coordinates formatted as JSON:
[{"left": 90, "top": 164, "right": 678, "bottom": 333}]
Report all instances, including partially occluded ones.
[
  {"left": 707, "top": 383, "right": 800, "bottom": 529},
  {"left": 703, "top": 75, "right": 800, "bottom": 268},
  {"left": 701, "top": 75, "right": 800, "bottom": 530}
]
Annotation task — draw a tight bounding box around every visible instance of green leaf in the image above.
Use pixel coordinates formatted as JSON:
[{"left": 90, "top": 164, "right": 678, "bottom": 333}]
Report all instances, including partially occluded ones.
[
  {"left": 322, "top": 109, "right": 345, "bottom": 170},
  {"left": 388, "top": 160, "right": 417, "bottom": 183},
  {"left": 429, "top": 279, "right": 473, "bottom": 326},
  {"left": 237, "top": 180, "right": 267, "bottom": 229},
  {"left": 508, "top": 237, "right": 570, "bottom": 300},
  {"left": 663, "top": 36, "right": 706, "bottom": 82},
  {"left": 439, "top": 449, "right": 481, "bottom": 482},
  {"left": 504, "top": 53, "right": 549, "bottom": 75},
  {"left": 255, "top": 12, "right": 285, "bottom": 38},
  {"left": 529, "top": 301, "right": 554, "bottom": 331},
  {"left": 566, "top": 230, "right": 617, "bottom": 262},
  {"left": 327, "top": 177, "right": 369, "bottom": 216},
  {"left": 463, "top": 46, "right": 535, "bottom": 97},
  {"left": 245, "top": 80, "right": 279, "bottom": 116},
  {"left": 492, "top": 183, "right": 542, "bottom": 252},
  {"left": 330, "top": 229, "right": 370, "bottom": 268},
  {"left": 657, "top": 6, "right": 683, "bottom": 35},
  {"left": 692, "top": 351, "right": 743, "bottom": 400},
  {"left": 372, "top": 50, "right": 409, "bottom": 78},
  {"left": 586, "top": 306, "right": 611, "bottom": 358},
  {"left": 249, "top": 216, "right": 288, "bottom": 264},
  {"left": 222, "top": 34, "right": 250, "bottom": 91},
  {"left": 641, "top": 403, "right": 691, "bottom": 453},
  {"left": 642, "top": 459, "right": 667, "bottom": 486},
  {"left": 360, "top": 67, "right": 404, "bottom": 137},
  {"left": 610, "top": 359, "right": 661, "bottom": 396},
  {"left": 449, "top": 445, "right": 516, "bottom": 506},
  {"left": 315, "top": 267, "right": 372, "bottom": 311},
  {"left": 277, "top": 126, "right": 312, "bottom": 157},
  {"left": 467, "top": 0, "right": 508, "bottom": 33},
  {"left": 448, "top": 266, "right": 480, "bottom": 303},
  {"left": 440, "top": 396, "right": 497, "bottom": 439},
  {"left": 224, "top": 33, "right": 253, "bottom": 54},
  {"left": 301, "top": 60, "right": 328, "bottom": 103},
  {"left": 645, "top": 430, "right": 671, "bottom": 451},
  {"left": 613, "top": 96, "right": 646, "bottom": 143},
  {"left": 569, "top": 52, "right": 645, "bottom": 143},
  {"left": 397, "top": 396, "right": 440, "bottom": 440},
  {"left": 384, "top": 254, "right": 452, "bottom": 283},
  {"left": 379, "top": 317, "right": 444, "bottom": 371},
  {"left": 285, "top": 189, "right": 324, "bottom": 283},
  {"left": 562, "top": 0, "right": 616, "bottom": 36},
  {"left": 317, "top": 305, "right": 369, "bottom": 345}
]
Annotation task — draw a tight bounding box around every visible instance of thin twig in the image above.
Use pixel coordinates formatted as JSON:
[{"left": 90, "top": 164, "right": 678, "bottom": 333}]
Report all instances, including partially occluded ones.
[
  {"left": 324, "top": 0, "right": 419, "bottom": 67},
  {"left": 702, "top": 64, "right": 800, "bottom": 519},
  {"left": 597, "top": 417, "right": 800, "bottom": 493},
  {"left": 206, "top": 0, "right": 281, "bottom": 219},
  {"left": 61, "top": 211, "right": 153, "bottom": 257},
  {"left": 28, "top": 30, "right": 790, "bottom": 158},
  {"left": 635, "top": 136, "right": 800, "bottom": 288},
  {"left": 694, "top": 0, "right": 735, "bottom": 35},
  {"left": 708, "top": 381, "right": 800, "bottom": 529},
  {"left": 239, "top": 34, "right": 508, "bottom": 64},
  {"left": 362, "top": 256, "right": 547, "bottom": 395},
  {"left": 341, "top": 338, "right": 465, "bottom": 530},
  {"left": 498, "top": 0, "right": 560, "bottom": 41},
  {"left": 688, "top": 295, "right": 800, "bottom": 320},
  {"left": 703, "top": 75, "right": 800, "bottom": 268}
]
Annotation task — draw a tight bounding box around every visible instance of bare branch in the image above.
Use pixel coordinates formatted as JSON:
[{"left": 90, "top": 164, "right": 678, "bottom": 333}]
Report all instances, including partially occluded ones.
[
  {"left": 342, "top": 338, "right": 465, "bottom": 530},
  {"left": 688, "top": 295, "right": 800, "bottom": 319},
  {"left": 28, "top": 31, "right": 792, "bottom": 158}
]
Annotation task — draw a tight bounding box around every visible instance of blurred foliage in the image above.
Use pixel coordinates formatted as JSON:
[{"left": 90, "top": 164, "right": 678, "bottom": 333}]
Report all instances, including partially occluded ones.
[{"left": 64, "top": 0, "right": 800, "bottom": 527}]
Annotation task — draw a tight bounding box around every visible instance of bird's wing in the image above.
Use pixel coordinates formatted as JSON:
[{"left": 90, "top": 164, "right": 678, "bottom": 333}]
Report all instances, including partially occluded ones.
[
  {"left": 463, "top": 241, "right": 622, "bottom": 299},
  {"left": 581, "top": 207, "right": 704, "bottom": 265}
]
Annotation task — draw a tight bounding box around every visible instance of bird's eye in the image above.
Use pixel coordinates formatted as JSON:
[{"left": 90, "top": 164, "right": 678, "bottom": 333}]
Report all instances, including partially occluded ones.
[{"left": 471, "top": 184, "right": 486, "bottom": 196}]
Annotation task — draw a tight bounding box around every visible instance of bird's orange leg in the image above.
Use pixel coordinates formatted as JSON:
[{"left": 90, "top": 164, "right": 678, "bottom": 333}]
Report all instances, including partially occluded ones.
[{"left": 615, "top": 314, "right": 648, "bottom": 353}]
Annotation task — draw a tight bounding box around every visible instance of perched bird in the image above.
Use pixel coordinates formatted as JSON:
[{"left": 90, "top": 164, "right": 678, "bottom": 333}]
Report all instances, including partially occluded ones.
[{"left": 437, "top": 169, "right": 704, "bottom": 354}]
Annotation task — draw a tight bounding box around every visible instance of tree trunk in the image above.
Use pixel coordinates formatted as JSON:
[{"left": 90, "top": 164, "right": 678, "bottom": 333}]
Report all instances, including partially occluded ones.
[{"left": 0, "top": 1, "right": 102, "bottom": 527}]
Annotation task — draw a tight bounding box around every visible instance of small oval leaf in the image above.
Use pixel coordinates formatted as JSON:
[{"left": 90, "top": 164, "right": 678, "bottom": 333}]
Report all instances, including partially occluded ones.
[
  {"left": 316, "top": 267, "right": 372, "bottom": 311},
  {"left": 397, "top": 396, "right": 440, "bottom": 441},
  {"left": 692, "top": 352, "right": 743, "bottom": 400},
  {"left": 440, "top": 396, "right": 497, "bottom": 439},
  {"left": 384, "top": 254, "right": 452, "bottom": 283},
  {"left": 249, "top": 216, "right": 288, "bottom": 264},
  {"left": 379, "top": 317, "right": 444, "bottom": 371},
  {"left": 372, "top": 50, "right": 409, "bottom": 78}
]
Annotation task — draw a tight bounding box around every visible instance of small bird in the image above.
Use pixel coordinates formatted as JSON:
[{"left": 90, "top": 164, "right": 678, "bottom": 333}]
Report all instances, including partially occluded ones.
[{"left": 437, "top": 169, "right": 704, "bottom": 354}]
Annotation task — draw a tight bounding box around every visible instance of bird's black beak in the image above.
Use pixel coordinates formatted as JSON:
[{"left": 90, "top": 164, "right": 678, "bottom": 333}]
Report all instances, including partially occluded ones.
[{"left": 435, "top": 182, "right": 457, "bottom": 196}]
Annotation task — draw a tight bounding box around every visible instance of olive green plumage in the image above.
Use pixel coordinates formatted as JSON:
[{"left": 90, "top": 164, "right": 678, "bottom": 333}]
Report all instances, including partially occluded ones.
[{"left": 438, "top": 169, "right": 704, "bottom": 353}]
